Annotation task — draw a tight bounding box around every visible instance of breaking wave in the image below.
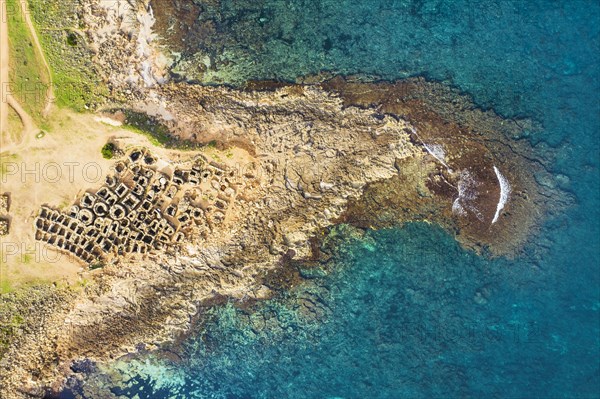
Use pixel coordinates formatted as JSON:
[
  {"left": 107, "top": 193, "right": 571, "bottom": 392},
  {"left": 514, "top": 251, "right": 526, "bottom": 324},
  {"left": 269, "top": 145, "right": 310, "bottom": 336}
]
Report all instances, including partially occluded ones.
[{"left": 491, "top": 166, "right": 511, "bottom": 224}]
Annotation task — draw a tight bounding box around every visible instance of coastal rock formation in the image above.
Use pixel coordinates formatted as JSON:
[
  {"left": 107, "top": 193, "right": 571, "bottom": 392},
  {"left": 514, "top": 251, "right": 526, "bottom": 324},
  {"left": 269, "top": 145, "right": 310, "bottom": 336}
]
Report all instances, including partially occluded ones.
[
  {"left": 320, "top": 77, "right": 567, "bottom": 256},
  {"left": 0, "top": 2, "right": 569, "bottom": 397},
  {"left": 1, "top": 77, "right": 567, "bottom": 396},
  {"left": 72, "top": 0, "right": 565, "bottom": 257}
]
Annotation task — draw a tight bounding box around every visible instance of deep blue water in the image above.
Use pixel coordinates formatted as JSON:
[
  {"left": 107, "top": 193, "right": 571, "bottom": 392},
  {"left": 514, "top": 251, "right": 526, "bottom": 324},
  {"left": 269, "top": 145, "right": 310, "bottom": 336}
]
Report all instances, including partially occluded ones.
[{"left": 69, "top": 0, "right": 600, "bottom": 397}]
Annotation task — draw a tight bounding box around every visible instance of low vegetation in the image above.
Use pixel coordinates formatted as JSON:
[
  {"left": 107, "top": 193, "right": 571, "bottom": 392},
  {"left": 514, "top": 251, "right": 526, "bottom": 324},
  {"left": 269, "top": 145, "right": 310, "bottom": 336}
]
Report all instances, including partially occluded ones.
[
  {"left": 0, "top": 284, "right": 73, "bottom": 360},
  {"left": 121, "top": 110, "right": 172, "bottom": 147},
  {"left": 89, "top": 261, "right": 105, "bottom": 270},
  {"left": 5, "top": 0, "right": 49, "bottom": 122},
  {"left": 28, "top": 0, "right": 109, "bottom": 111},
  {"left": 118, "top": 109, "right": 214, "bottom": 151}
]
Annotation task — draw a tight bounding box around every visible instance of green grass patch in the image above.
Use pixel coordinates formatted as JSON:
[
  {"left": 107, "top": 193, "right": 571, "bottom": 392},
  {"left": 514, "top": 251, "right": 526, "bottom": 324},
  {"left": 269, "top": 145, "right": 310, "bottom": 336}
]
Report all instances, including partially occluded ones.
[
  {"left": 0, "top": 278, "right": 13, "bottom": 295},
  {"left": 89, "top": 261, "right": 104, "bottom": 270},
  {"left": 117, "top": 109, "right": 213, "bottom": 151},
  {"left": 6, "top": 105, "right": 23, "bottom": 137},
  {"left": 28, "top": 0, "right": 109, "bottom": 111},
  {"left": 5, "top": 0, "right": 49, "bottom": 123},
  {"left": 0, "top": 153, "right": 20, "bottom": 182},
  {"left": 0, "top": 284, "right": 73, "bottom": 360},
  {"left": 120, "top": 110, "right": 172, "bottom": 146},
  {"left": 122, "top": 121, "right": 171, "bottom": 148}
]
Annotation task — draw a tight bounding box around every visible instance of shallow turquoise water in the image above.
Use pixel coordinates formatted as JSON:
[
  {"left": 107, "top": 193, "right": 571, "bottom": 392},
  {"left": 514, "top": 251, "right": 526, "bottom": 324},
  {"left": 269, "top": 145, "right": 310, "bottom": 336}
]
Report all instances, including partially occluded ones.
[
  {"left": 94, "top": 223, "right": 597, "bottom": 398},
  {"left": 63, "top": 0, "right": 599, "bottom": 397}
]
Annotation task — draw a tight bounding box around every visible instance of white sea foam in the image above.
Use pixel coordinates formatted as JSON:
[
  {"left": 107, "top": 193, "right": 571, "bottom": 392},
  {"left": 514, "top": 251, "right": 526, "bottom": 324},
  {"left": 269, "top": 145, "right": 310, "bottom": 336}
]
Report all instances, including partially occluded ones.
[
  {"left": 409, "top": 127, "right": 452, "bottom": 172},
  {"left": 423, "top": 142, "right": 451, "bottom": 170},
  {"left": 452, "top": 199, "right": 466, "bottom": 216},
  {"left": 491, "top": 166, "right": 511, "bottom": 224},
  {"left": 452, "top": 170, "right": 484, "bottom": 221}
]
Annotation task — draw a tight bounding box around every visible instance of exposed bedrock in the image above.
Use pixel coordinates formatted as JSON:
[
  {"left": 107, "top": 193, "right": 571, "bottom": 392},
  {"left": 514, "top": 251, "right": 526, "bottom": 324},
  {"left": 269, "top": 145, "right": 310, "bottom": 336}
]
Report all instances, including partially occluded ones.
[
  {"left": 147, "top": 76, "right": 568, "bottom": 256},
  {"left": 320, "top": 77, "right": 569, "bottom": 256}
]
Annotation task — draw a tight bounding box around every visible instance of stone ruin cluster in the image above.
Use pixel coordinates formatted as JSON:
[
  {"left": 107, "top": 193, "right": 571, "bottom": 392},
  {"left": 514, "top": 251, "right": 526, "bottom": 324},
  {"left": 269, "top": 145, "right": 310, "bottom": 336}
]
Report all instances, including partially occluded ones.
[
  {"left": 34, "top": 148, "right": 239, "bottom": 266},
  {"left": 0, "top": 194, "right": 9, "bottom": 236}
]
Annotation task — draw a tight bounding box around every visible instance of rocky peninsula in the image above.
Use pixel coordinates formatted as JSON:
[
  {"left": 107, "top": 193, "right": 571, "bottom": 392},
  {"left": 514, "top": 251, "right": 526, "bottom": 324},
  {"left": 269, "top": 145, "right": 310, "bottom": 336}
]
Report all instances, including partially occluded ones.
[{"left": 0, "top": 1, "right": 568, "bottom": 397}]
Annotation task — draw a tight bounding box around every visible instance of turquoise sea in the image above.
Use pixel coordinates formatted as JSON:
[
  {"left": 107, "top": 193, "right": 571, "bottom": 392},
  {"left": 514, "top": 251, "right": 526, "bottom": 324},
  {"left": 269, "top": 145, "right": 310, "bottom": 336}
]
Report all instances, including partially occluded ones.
[{"left": 62, "top": 0, "right": 599, "bottom": 398}]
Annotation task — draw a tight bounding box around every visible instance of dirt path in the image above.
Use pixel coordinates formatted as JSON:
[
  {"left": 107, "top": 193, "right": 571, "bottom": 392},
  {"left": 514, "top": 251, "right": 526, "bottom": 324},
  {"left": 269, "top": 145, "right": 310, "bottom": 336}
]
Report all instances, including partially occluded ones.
[{"left": 19, "top": 0, "right": 54, "bottom": 116}]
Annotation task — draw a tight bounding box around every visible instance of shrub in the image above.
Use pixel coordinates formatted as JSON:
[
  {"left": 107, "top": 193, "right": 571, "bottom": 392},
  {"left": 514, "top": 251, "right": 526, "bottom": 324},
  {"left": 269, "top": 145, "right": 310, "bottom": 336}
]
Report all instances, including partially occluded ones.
[
  {"left": 101, "top": 143, "right": 116, "bottom": 159},
  {"left": 66, "top": 32, "right": 78, "bottom": 46}
]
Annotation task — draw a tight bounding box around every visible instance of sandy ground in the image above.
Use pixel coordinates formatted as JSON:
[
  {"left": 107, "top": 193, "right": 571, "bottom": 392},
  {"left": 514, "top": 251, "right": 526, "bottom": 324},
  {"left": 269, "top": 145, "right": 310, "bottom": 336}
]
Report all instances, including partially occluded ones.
[
  {"left": 0, "top": 0, "right": 81, "bottom": 290},
  {"left": 0, "top": 107, "right": 251, "bottom": 290},
  {"left": 1, "top": 111, "right": 175, "bottom": 288},
  {"left": 1, "top": 112, "right": 113, "bottom": 288}
]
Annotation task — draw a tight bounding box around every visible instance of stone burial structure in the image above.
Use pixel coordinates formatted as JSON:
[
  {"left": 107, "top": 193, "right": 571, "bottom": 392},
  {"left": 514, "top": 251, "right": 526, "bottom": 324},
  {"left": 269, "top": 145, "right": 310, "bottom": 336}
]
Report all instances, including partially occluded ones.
[{"left": 33, "top": 148, "right": 238, "bottom": 266}]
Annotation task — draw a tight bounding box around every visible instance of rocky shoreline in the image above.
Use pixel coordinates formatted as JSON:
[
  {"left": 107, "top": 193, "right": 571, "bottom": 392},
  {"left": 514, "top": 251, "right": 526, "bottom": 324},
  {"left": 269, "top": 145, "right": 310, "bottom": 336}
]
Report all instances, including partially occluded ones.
[{"left": 0, "top": 1, "right": 569, "bottom": 397}]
